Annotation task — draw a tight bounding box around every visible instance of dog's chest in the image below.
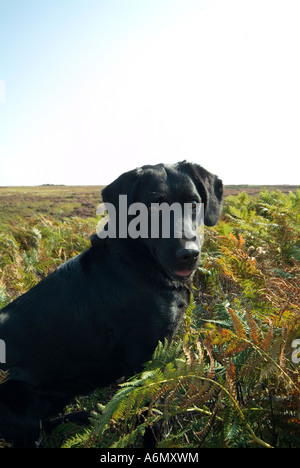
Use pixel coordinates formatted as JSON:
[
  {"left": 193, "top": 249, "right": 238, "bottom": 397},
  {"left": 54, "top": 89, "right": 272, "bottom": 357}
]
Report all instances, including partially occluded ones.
[{"left": 156, "top": 287, "right": 190, "bottom": 339}]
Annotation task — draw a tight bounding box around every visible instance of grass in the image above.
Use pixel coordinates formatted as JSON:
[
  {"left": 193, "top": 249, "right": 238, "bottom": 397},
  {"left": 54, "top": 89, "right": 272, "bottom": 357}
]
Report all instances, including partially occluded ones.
[{"left": 0, "top": 185, "right": 104, "bottom": 228}]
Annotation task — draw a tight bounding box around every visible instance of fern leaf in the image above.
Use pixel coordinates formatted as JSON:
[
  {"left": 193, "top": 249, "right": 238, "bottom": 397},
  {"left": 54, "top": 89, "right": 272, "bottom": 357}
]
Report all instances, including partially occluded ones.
[
  {"left": 111, "top": 421, "right": 149, "bottom": 448},
  {"left": 228, "top": 308, "right": 247, "bottom": 340},
  {"left": 261, "top": 319, "right": 274, "bottom": 351},
  {"left": 224, "top": 415, "right": 242, "bottom": 445},
  {"left": 61, "top": 428, "right": 91, "bottom": 449},
  {"left": 245, "top": 310, "right": 260, "bottom": 345}
]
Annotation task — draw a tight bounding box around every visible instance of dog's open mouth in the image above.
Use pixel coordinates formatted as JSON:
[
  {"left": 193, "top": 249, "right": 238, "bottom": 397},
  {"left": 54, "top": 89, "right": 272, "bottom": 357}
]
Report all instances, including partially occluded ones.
[{"left": 173, "top": 269, "right": 194, "bottom": 279}]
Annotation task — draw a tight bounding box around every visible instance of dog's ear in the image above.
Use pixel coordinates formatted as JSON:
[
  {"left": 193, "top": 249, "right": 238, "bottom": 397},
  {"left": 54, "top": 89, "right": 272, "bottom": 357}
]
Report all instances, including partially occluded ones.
[
  {"left": 101, "top": 168, "right": 141, "bottom": 208},
  {"left": 178, "top": 161, "right": 223, "bottom": 226}
]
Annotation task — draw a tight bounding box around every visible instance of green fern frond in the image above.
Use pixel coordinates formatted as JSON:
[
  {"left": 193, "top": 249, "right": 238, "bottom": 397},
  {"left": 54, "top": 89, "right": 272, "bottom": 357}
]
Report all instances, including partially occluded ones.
[{"left": 61, "top": 427, "right": 91, "bottom": 449}]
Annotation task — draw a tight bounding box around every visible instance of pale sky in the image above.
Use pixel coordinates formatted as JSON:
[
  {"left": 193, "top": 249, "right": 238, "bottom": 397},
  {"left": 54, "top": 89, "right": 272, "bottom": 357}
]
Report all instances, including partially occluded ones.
[{"left": 0, "top": 0, "right": 300, "bottom": 186}]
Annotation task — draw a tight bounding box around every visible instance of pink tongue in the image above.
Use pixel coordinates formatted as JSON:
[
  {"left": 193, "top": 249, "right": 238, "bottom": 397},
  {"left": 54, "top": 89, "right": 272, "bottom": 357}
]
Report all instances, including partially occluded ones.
[{"left": 174, "top": 270, "right": 193, "bottom": 277}]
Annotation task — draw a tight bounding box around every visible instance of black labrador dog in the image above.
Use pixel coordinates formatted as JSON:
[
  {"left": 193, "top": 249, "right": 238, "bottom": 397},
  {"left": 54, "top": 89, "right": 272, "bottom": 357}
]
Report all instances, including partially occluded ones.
[{"left": 0, "top": 161, "right": 223, "bottom": 447}]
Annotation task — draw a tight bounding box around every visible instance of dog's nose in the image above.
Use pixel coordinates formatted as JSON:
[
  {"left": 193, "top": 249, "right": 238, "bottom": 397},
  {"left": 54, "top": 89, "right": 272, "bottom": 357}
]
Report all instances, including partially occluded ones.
[{"left": 176, "top": 247, "right": 200, "bottom": 265}]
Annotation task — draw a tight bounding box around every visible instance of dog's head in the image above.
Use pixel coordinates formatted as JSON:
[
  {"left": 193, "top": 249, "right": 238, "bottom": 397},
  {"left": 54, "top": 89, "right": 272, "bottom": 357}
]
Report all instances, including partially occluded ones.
[{"left": 100, "top": 161, "right": 223, "bottom": 282}]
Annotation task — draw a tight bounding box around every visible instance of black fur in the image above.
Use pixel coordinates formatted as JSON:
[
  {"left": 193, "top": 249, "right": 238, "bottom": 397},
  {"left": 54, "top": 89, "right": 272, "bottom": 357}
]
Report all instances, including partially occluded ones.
[{"left": 0, "top": 161, "right": 223, "bottom": 447}]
